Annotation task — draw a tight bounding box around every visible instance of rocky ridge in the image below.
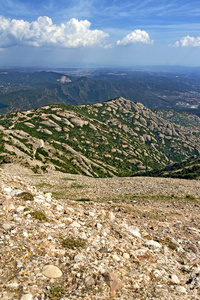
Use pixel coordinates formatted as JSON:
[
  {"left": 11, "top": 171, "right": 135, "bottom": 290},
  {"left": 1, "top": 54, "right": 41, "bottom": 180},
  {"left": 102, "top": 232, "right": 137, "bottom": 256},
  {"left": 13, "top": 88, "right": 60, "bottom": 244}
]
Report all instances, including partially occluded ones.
[
  {"left": 0, "top": 165, "right": 200, "bottom": 299},
  {"left": 0, "top": 97, "right": 200, "bottom": 177}
]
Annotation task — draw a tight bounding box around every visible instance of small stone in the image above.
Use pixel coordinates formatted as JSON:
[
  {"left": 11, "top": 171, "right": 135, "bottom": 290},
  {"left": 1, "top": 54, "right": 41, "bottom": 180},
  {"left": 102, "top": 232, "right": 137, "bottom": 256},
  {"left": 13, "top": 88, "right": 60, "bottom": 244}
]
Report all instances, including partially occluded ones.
[
  {"left": 42, "top": 265, "right": 62, "bottom": 278},
  {"left": 70, "top": 221, "right": 81, "bottom": 228},
  {"left": 89, "top": 211, "right": 95, "bottom": 217},
  {"left": 34, "top": 195, "right": 45, "bottom": 203},
  {"left": 152, "top": 269, "right": 162, "bottom": 278},
  {"left": 23, "top": 231, "right": 28, "bottom": 238},
  {"left": 45, "top": 193, "right": 52, "bottom": 201},
  {"left": 7, "top": 204, "right": 15, "bottom": 211},
  {"left": 6, "top": 281, "right": 19, "bottom": 289},
  {"left": 108, "top": 212, "right": 115, "bottom": 221},
  {"left": 145, "top": 240, "right": 162, "bottom": 249},
  {"left": 127, "top": 226, "right": 141, "bottom": 238},
  {"left": 170, "top": 274, "right": 180, "bottom": 284},
  {"left": 112, "top": 254, "right": 120, "bottom": 261},
  {"left": 17, "top": 206, "right": 25, "bottom": 212},
  {"left": 56, "top": 205, "right": 64, "bottom": 211},
  {"left": 123, "top": 253, "right": 130, "bottom": 259},
  {"left": 20, "top": 294, "right": 33, "bottom": 300},
  {"left": 103, "top": 272, "right": 123, "bottom": 297},
  {"left": 2, "top": 223, "right": 12, "bottom": 230},
  {"left": 85, "top": 275, "right": 95, "bottom": 288},
  {"left": 74, "top": 254, "right": 85, "bottom": 262},
  {"left": 176, "top": 286, "right": 187, "bottom": 294},
  {"left": 97, "top": 223, "right": 102, "bottom": 231}
]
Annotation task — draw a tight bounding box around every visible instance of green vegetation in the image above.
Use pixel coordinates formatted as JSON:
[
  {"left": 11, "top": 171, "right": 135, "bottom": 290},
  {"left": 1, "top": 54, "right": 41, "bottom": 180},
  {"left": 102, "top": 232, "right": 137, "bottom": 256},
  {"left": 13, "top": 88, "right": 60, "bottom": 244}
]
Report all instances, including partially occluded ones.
[
  {"left": 30, "top": 211, "right": 48, "bottom": 221},
  {"left": 62, "top": 237, "right": 86, "bottom": 249},
  {"left": 17, "top": 192, "right": 34, "bottom": 201},
  {"left": 134, "top": 155, "right": 200, "bottom": 180},
  {"left": 76, "top": 198, "right": 91, "bottom": 202},
  {"left": 45, "top": 285, "right": 66, "bottom": 300}
]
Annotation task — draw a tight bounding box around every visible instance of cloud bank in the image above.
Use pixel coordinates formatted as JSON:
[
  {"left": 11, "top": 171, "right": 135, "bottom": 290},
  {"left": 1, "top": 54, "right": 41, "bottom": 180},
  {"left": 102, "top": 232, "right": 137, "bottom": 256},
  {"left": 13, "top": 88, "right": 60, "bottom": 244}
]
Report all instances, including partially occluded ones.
[
  {"left": 0, "top": 16, "right": 109, "bottom": 48},
  {"left": 117, "top": 30, "right": 153, "bottom": 46},
  {"left": 174, "top": 35, "right": 200, "bottom": 47}
]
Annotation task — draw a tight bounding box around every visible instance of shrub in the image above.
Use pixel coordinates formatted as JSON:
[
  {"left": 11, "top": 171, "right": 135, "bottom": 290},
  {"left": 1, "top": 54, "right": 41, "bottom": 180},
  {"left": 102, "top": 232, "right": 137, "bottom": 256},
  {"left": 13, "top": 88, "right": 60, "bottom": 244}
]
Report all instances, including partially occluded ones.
[
  {"left": 46, "top": 285, "right": 66, "bottom": 300},
  {"left": 62, "top": 237, "right": 86, "bottom": 249},
  {"left": 17, "top": 192, "right": 34, "bottom": 201},
  {"left": 30, "top": 211, "right": 48, "bottom": 221}
]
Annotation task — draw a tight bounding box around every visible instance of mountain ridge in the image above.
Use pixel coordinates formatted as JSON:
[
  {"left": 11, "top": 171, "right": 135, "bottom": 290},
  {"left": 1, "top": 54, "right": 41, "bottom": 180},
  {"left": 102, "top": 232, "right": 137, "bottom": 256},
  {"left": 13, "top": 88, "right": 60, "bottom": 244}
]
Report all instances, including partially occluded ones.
[{"left": 0, "top": 97, "right": 200, "bottom": 177}]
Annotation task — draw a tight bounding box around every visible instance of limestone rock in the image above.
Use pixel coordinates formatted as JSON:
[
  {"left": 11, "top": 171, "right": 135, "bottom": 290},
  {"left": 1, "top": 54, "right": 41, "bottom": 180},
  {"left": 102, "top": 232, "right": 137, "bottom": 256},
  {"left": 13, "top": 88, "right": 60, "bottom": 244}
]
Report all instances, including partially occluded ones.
[{"left": 42, "top": 265, "right": 62, "bottom": 278}]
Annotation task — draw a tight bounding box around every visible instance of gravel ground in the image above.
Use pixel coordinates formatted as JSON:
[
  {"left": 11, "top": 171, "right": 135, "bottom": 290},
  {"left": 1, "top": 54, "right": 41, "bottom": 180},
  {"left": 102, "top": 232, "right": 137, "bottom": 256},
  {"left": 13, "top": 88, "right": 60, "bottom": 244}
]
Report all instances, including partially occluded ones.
[{"left": 0, "top": 164, "right": 200, "bottom": 299}]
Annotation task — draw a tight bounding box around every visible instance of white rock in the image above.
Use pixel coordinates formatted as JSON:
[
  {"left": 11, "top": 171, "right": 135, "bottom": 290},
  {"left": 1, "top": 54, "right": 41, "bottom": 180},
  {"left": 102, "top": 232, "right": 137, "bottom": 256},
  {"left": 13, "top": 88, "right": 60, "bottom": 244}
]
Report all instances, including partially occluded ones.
[
  {"left": 45, "top": 193, "right": 52, "bottom": 201},
  {"left": 6, "top": 281, "right": 19, "bottom": 289},
  {"left": 108, "top": 212, "right": 115, "bottom": 221},
  {"left": 89, "top": 212, "right": 95, "bottom": 217},
  {"left": 176, "top": 286, "right": 187, "bottom": 294},
  {"left": 34, "top": 195, "right": 45, "bottom": 203},
  {"left": 97, "top": 223, "right": 102, "bottom": 231},
  {"left": 152, "top": 269, "right": 162, "bottom": 278},
  {"left": 3, "top": 187, "right": 12, "bottom": 194},
  {"left": 56, "top": 205, "right": 64, "bottom": 211},
  {"left": 17, "top": 206, "right": 25, "bottom": 212},
  {"left": 20, "top": 294, "right": 33, "bottom": 300},
  {"left": 66, "top": 217, "right": 73, "bottom": 222},
  {"left": 171, "top": 274, "right": 180, "bottom": 284},
  {"left": 145, "top": 240, "right": 162, "bottom": 249},
  {"left": 70, "top": 221, "right": 81, "bottom": 228},
  {"left": 10, "top": 189, "right": 23, "bottom": 196},
  {"left": 66, "top": 207, "right": 74, "bottom": 212},
  {"left": 2, "top": 223, "right": 12, "bottom": 230},
  {"left": 127, "top": 226, "right": 141, "bottom": 238},
  {"left": 23, "top": 231, "right": 28, "bottom": 238},
  {"left": 42, "top": 265, "right": 62, "bottom": 278},
  {"left": 112, "top": 254, "right": 120, "bottom": 261},
  {"left": 123, "top": 253, "right": 130, "bottom": 259},
  {"left": 74, "top": 254, "right": 85, "bottom": 262},
  {"left": 7, "top": 204, "right": 15, "bottom": 211}
]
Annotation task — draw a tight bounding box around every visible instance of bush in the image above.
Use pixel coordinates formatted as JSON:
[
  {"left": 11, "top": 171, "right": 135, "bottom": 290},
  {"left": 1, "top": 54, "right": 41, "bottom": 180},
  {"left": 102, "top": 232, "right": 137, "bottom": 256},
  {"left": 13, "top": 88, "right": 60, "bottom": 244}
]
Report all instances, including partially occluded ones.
[
  {"left": 62, "top": 237, "right": 86, "bottom": 249},
  {"left": 30, "top": 211, "right": 48, "bottom": 221}
]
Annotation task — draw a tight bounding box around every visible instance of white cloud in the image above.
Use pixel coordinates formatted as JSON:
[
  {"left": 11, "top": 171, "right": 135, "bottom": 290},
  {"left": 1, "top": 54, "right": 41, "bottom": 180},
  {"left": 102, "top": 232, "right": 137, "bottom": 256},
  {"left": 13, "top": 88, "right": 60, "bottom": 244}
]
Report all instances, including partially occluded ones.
[
  {"left": 116, "top": 29, "right": 153, "bottom": 46},
  {"left": 0, "top": 16, "right": 109, "bottom": 48},
  {"left": 173, "top": 35, "right": 200, "bottom": 47}
]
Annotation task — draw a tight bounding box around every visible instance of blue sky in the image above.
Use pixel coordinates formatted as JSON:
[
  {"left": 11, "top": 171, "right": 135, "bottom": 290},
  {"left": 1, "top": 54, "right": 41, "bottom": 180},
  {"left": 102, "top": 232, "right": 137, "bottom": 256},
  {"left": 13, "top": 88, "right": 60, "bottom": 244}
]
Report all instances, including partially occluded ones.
[{"left": 0, "top": 0, "right": 200, "bottom": 68}]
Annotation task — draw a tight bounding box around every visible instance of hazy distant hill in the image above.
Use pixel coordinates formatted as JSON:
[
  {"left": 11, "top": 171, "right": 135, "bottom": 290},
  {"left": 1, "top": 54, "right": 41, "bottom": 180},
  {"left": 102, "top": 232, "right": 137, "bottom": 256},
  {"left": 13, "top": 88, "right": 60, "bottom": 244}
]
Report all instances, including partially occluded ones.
[
  {"left": 0, "top": 70, "right": 200, "bottom": 115},
  {"left": 0, "top": 97, "right": 200, "bottom": 177}
]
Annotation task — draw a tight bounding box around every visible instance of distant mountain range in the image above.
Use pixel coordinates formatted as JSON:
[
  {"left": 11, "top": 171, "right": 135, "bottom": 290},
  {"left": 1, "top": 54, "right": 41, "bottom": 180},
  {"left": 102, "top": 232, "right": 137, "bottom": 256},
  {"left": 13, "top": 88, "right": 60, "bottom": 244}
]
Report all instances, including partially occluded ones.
[
  {"left": 0, "top": 97, "right": 200, "bottom": 177},
  {"left": 0, "top": 70, "right": 200, "bottom": 116}
]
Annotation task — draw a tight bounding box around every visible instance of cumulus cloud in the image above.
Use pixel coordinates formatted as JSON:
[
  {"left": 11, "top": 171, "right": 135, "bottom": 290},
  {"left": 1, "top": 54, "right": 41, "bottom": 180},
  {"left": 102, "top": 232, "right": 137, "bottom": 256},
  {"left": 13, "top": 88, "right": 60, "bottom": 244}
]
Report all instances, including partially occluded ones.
[
  {"left": 116, "top": 30, "right": 153, "bottom": 46},
  {"left": 173, "top": 35, "right": 200, "bottom": 47},
  {"left": 0, "top": 16, "right": 109, "bottom": 48}
]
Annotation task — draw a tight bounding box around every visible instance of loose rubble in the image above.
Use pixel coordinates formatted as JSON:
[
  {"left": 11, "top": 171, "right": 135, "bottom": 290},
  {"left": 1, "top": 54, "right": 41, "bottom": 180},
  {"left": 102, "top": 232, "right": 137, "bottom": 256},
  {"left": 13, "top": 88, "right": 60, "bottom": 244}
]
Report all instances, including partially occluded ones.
[{"left": 0, "top": 166, "right": 200, "bottom": 299}]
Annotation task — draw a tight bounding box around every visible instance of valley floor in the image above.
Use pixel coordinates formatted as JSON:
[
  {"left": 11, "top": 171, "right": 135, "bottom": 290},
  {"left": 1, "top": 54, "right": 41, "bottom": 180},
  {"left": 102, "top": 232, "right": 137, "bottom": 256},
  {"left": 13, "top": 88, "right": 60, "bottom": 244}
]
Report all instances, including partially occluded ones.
[{"left": 0, "top": 164, "right": 200, "bottom": 299}]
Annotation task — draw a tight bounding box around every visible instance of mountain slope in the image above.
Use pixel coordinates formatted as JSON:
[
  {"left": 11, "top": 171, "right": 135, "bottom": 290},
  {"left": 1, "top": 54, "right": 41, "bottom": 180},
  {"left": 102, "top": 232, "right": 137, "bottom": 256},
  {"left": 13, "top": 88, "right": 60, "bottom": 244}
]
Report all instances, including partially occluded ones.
[
  {"left": 0, "top": 97, "right": 200, "bottom": 177},
  {"left": 133, "top": 155, "right": 200, "bottom": 179}
]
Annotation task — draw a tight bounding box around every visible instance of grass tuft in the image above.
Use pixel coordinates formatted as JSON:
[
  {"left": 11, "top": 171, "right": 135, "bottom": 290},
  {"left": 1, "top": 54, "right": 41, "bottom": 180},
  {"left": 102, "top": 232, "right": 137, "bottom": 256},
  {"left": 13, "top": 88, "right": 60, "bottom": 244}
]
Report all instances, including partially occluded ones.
[
  {"left": 17, "top": 192, "right": 34, "bottom": 201},
  {"left": 62, "top": 236, "right": 86, "bottom": 249},
  {"left": 30, "top": 211, "right": 48, "bottom": 221},
  {"left": 46, "top": 285, "right": 66, "bottom": 300}
]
